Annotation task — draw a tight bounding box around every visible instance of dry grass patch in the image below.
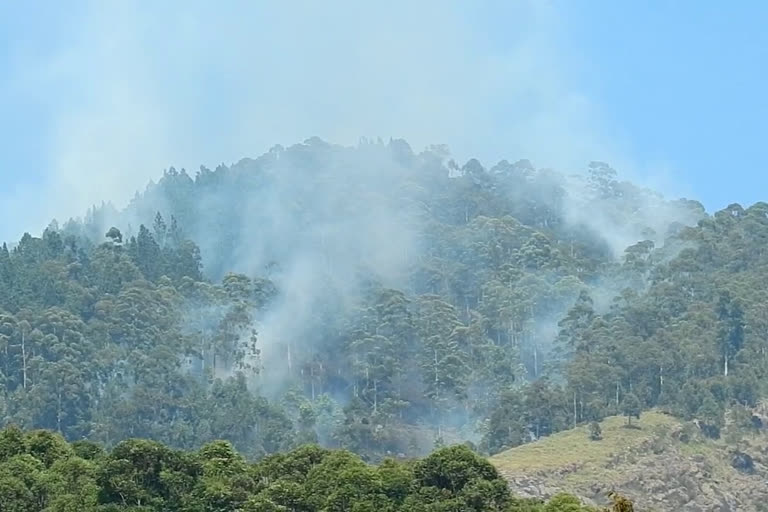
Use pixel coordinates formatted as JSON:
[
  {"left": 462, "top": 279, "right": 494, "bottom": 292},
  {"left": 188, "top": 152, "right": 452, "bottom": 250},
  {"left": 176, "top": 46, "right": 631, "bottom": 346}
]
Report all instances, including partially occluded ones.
[{"left": 491, "top": 411, "right": 679, "bottom": 474}]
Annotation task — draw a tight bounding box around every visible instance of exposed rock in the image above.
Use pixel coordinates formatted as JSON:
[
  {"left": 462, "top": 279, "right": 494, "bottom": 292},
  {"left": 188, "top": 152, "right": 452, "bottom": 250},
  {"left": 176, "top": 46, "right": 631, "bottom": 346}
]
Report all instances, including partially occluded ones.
[{"left": 499, "top": 435, "right": 768, "bottom": 510}]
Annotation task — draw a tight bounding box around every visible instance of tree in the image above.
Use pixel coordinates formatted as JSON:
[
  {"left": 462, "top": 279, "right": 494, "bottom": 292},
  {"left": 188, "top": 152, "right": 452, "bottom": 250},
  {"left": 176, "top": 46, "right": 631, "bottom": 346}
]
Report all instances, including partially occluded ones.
[
  {"left": 409, "top": 444, "right": 512, "bottom": 511},
  {"left": 105, "top": 228, "right": 123, "bottom": 245},
  {"left": 697, "top": 395, "right": 724, "bottom": 439},
  {"left": 716, "top": 292, "right": 745, "bottom": 377},
  {"left": 416, "top": 296, "right": 469, "bottom": 424},
  {"left": 556, "top": 291, "right": 596, "bottom": 355},
  {"left": 133, "top": 225, "right": 162, "bottom": 281},
  {"left": 25, "top": 429, "right": 73, "bottom": 467},
  {"left": 0, "top": 426, "right": 27, "bottom": 462},
  {"left": 543, "top": 493, "right": 591, "bottom": 511},
  {"left": 621, "top": 393, "right": 641, "bottom": 427},
  {"left": 481, "top": 390, "right": 528, "bottom": 455},
  {"left": 587, "top": 161, "right": 619, "bottom": 199}
]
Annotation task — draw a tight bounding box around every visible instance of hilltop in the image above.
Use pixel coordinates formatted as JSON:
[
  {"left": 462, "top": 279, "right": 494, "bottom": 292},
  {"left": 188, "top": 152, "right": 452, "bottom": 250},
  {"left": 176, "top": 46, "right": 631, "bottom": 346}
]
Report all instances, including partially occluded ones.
[{"left": 492, "top": 410, "right": 768, "bottom": 511}]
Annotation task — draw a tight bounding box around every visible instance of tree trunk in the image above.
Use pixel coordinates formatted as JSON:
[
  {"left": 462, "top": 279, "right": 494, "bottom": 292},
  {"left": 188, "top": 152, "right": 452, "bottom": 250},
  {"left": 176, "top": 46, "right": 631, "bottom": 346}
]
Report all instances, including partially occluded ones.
[
  {"left": 373, "top": 378, "right": 378, "bottom": 413},
  {"left": 310, "top": 365, "right": 316, "bottom": 401},
  {"left": 21, "top": 329, "right": 27, "bottom": 389},
  {"left": 287, "top": 342, "right": 293, "bottom": 374},
  {"left": 434, "top": 348, "right": 439, "bottom": 388},
  {"left": 573, "top": 392, "right": 577, "bottom": 428},
  {"left": 659, "top": 366, "right": 664, "bottom": 393},
  {"left": 57, "top": 390, "right": 62, "bottom": 433}
]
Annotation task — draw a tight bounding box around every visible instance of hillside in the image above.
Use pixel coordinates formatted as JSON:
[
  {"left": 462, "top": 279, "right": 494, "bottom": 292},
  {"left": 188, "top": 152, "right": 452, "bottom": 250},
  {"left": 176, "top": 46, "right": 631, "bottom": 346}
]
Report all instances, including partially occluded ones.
[
  {"left": 492, "top": 410, "right": 768, "bottom": 511},
  {"left": 1, "top": 137, "right": 768, "bottom": 471}
]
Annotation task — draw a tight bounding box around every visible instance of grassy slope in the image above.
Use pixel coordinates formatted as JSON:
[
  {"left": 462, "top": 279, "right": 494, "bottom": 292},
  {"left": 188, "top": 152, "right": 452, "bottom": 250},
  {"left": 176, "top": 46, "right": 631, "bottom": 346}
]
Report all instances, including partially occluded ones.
[
  {"left": 490, "top": 411, "right": 768, "bottom": 511},
  {"left": 492, "top": 412, "right": 678, "bottom": 474}
]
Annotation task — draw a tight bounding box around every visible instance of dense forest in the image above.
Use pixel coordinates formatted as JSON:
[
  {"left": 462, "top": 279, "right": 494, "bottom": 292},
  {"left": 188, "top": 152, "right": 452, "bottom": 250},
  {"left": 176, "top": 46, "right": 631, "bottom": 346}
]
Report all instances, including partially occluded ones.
[
  {"left": 0, "top": 425, "right": 639, "bottom": 511},
  {"left": 0, "top": 137, "right": 765, "bottom": 464}
]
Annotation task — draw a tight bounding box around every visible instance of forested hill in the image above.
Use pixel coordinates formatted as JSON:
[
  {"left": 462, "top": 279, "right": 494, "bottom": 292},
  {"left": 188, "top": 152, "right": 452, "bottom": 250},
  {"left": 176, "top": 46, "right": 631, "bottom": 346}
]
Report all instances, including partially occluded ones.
[{"left": 0, "top": 137, "right": 765, "bottom": 462}]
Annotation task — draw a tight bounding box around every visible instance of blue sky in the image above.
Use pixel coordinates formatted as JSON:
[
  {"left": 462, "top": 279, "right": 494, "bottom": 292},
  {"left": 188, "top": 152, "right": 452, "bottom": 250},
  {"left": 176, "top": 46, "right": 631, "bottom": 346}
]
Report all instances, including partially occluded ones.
[{"left": 1, "top": 1, "right": 767, "bottom": 242}]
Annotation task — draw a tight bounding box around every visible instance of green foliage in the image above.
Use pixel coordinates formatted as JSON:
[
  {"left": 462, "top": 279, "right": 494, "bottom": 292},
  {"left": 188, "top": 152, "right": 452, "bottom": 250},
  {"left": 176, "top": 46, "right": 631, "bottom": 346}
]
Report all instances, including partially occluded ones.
[
  {"left": 542, "top": 493, "right": 592, "bottom": 511},
  {"left": 588, "top": 422, "right": 602, "bottom": 441},
  {"left": 620, "top": 394, "right": 641, "bottom": 427},
  {"left": 0, "top": 425, "right": 27, "bottom": 461},
  {"left": 0, "top": 426, "right": 632, "bottom": 511},
  {"left": 0, "top": 138, "right": 765, "bottom": 468}
]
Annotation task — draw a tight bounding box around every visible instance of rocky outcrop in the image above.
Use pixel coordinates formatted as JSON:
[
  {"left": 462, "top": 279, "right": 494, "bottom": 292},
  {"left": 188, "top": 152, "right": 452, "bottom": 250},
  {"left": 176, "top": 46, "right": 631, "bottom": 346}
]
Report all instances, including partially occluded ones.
[{"left": 499, "top": 434, "right": 768, "bottom": 511}]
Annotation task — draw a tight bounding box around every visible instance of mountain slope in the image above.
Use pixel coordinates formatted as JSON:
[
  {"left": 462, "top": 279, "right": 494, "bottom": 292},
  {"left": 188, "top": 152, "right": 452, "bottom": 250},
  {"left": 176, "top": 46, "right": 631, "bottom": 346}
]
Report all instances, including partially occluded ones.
[
  {"left": 1, "top": 137, "right": 767, "bottom": 469},
  {"left": 491, "top": 410, "right": 768, "bottom": 511}
]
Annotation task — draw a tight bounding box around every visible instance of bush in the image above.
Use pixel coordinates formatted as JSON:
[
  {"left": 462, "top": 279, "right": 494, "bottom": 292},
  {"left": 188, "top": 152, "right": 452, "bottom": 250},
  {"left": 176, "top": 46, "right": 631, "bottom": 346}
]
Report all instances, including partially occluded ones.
[
  {"left": 731, "top": 451, "right": 754, "bottom": 474},
  {"left": 589, "top": 421, "right": 602, "bottom": 441}
]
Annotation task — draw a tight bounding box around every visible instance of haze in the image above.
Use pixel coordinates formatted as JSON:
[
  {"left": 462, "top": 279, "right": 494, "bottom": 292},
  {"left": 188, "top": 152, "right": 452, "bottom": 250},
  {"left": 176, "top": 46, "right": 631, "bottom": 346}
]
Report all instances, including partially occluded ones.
[{"left": 2, "top": 0, "right": 767, "bottom": 243}]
